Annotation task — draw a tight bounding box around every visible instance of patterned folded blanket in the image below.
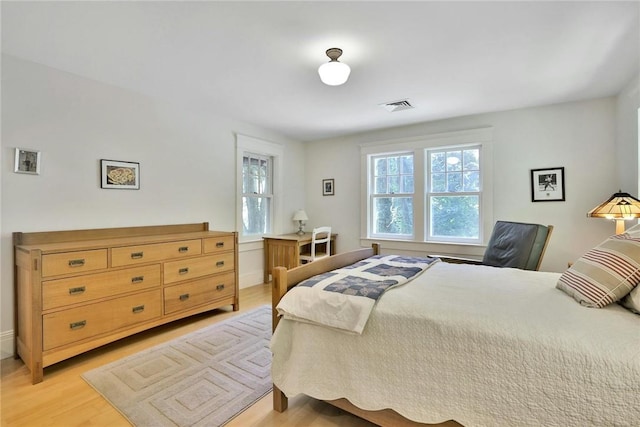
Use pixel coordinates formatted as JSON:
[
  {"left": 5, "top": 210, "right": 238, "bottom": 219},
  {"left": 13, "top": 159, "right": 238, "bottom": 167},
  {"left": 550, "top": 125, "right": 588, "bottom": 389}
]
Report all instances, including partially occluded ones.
[{"left": 276, "top": 255, "right": 439, "bottom": 334}]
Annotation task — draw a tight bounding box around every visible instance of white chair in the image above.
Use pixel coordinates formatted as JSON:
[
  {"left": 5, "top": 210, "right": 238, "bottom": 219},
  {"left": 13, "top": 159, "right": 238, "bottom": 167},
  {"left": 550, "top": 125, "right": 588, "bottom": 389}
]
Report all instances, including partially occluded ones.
[{"left": 299, "top": 226, "right": 332, "bottom": 264}]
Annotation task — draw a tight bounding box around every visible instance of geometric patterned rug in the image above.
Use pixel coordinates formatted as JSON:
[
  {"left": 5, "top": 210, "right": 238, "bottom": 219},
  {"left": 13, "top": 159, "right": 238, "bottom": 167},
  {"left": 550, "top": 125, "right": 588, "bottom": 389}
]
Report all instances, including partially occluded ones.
[{"left": 82, "top": 305, "right": 272, "bottom": 427}]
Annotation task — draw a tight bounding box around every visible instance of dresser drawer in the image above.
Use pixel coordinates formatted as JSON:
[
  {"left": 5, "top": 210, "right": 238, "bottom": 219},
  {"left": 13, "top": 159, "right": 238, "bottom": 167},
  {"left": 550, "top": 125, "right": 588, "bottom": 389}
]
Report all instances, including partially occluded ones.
[
  {"left": 42, "top": 265, "right": 161, "bottom": 310},
  {"left": 203, "top": 235, "right": 235, "bottom": 254},
  {"left": 111, "top": 239, "right": 202, "bottom": 267},
  {"left": 42, "top": 250, "right": 108, "bottom": 278},
  {"left": 164, "top": 273, "right": 235, "bottom": 315},
  {"left": 163, "top": 253, "right": 234, "bottom": 284},
  {"left": 43, "top": 289, "right": 162, "bottom": 350}
]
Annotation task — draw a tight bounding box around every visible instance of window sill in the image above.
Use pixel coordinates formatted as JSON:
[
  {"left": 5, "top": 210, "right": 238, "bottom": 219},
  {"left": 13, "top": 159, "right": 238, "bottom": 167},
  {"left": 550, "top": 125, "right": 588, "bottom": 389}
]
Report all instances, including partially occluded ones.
[{"left": 360, "top": 238, "right": 486, "bottom": 259}]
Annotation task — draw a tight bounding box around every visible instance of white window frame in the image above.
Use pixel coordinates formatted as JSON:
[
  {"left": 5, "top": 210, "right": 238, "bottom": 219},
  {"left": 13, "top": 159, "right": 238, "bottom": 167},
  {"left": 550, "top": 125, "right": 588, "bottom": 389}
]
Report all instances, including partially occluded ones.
[
  {"left": 360, "top": 127, "right": 493, "bottom": 247},
  {"left": 426, "top": 144, "right": 483, "bottom": 244},
  {"left": 236, "top": 134, "right": 284, "bottom": 243},
  {"left": 369, "top": 151, "right": 416, "bottom": 240}
]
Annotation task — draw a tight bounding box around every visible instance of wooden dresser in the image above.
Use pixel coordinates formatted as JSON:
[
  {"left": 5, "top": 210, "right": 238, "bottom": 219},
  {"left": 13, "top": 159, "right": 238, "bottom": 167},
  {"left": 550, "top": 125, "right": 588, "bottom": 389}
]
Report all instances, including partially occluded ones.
[{"left": 13, "top": 222, "right": 238, "bottom": 384}]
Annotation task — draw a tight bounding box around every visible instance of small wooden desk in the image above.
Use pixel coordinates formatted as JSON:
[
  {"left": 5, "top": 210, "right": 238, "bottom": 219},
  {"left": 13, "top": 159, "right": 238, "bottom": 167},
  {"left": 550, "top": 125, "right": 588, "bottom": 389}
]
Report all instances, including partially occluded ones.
[{"left": 263, "top": 232, "right": 338, "bottom": 283}]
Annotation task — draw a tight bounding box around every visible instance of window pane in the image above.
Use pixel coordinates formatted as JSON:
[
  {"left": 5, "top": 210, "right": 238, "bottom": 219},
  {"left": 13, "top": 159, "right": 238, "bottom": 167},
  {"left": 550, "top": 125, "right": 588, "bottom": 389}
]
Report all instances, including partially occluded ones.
[
  {"left": 242, "top": 196, "right": 271, "bottom": 234},
  {"left": 447, "top": 172, "right": 462, "bottom": 192},
  {"left": 401, "top": 155, "right": 413, "bottom": 174},
  {"left": 388, "top": 157, "right": 399, "bottom": 175},
  {"left": 402, "top": 175, "right": 414, "bottom": 193},
  {"left": 430, "top": 152, "right": 445, "bottom": 173},
  {"left": 373, "top": 153, "right": 414, "bottom": 195},
  {"left": 446, "top": 151, "right": 462, "bottom": 172},
  {"left": 389, "top": 176, "right": 400, "bottom": 193},
  {"left": 431, "top": 173, "right": 446, "bottom": 192},
  {"left": 430, "top": 195, "right": 479, "bottom": 239},
  {"left": 373, "top": 197, "right": 413, "bottom": 235},
  {"left": 375, "top": 177, "right": 387, "bottom": 194},
  {"left": 243, "top": 155, "right": 268, "bottom": 195},
  {"left": 463, "top": 149, "right": 479, "bottom": 171},
  {"left": 463, "top": 171, "right": 480, "bottom": 191}
]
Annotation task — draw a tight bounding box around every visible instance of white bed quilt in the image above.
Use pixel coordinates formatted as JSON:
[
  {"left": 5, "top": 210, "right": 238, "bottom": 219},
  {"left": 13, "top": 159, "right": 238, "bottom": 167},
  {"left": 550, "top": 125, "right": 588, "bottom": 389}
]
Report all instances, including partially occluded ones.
[
  {"left": 271, "top": 261, "right": 640, "bottom": 427},
  {"left": 276, "top": 254, "right": 438, "bottom": 334}
]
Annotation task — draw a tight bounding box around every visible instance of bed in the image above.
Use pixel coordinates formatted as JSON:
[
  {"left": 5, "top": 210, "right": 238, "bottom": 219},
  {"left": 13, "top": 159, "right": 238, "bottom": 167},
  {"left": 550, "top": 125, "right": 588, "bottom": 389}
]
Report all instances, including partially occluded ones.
[{"left": 270, "top": 244, "right": 640, "bottom": 427}]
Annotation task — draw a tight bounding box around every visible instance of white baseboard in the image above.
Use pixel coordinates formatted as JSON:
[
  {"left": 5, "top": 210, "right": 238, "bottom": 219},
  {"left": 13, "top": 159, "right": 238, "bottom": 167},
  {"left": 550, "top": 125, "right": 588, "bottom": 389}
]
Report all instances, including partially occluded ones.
[
  {"left": 239, "top": 270, "right": 265, "bottom": 289},
  {"left": 1, "top": 330, "right": 14, "bottom": 360}
]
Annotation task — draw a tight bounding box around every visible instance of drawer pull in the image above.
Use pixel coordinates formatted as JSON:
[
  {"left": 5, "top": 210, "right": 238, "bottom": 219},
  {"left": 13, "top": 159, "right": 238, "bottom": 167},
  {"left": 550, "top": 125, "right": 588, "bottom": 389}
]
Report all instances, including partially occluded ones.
[
  {"left": 68, "top": 286, "right": 86, "bottom": 295},
  {"left": 68, "top": 259, "right": 85, "bottom": 267},
  {"left": 131, "top": 276, "right": 144, "bottom": 284},
  {"left": 179, "top": 293, "right": 190, "bottom": 301},
  {"left": 216, "top": 261, "right": 225, "bottom": 267},
  {"left": 178, "top": 246, "right": 189, "bottom": 253},
  {"left": 132, "top": 305, "right": 145, "bottom": 314},
  {"left": 131, "top": 252, "right": 144, "bottom": 259},
  {"left": 178, "top": 267, "right": 189, "bottom": 275},
  {"left": 216, "top": 284, "right": 225, "bottom": 291},
  {"left": 70, "top": 320, "right": 86, "bottom": 330},
  {"left": 215, "top": 242, "right": 225, "bottom": 248}
]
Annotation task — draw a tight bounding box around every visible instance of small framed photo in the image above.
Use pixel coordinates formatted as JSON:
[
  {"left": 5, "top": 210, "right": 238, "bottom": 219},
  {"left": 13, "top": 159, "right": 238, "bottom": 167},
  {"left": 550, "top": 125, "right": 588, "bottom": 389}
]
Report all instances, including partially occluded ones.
[
  {"left": 14, "top": 148, "right": 41, "bottom": 175},
  {"left": 322, "top": 178, "right": 335, "bottom": 196},
  {"left": 101, "top": 159, "right": 140, "bottom": 190},
  {"left": 531, "top": 167, "right": 565, "bottom": 202}
]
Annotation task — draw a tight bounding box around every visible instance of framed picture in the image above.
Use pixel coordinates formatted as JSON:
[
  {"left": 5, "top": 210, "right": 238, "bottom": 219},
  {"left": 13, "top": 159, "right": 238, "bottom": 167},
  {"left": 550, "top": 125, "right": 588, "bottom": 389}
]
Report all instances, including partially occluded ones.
[
  {"left": 322, "top": 178, "right": 335, "bottom": 196},
  {"left": 531, "top": 167, "right": 565, "bottom": 202},
  {"left": 14, "top": 148, "right": 41, "bottom": 175},
  {"left": 101, "top": 159, "right": 140, "bottom": 190}
]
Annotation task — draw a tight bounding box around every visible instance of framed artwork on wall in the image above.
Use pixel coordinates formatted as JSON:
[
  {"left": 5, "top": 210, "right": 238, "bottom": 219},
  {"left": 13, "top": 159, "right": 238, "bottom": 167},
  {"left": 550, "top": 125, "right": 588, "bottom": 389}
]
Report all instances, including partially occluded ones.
[
  {"left": 14, "top": 148, "right": 41, "bottom": 175},
  {"left": 322, "top": 178, "right": 335, "bottom": 196},
  {"left": 101, "top": 159, "right": 140, "bottom": 190},
  {"left": 531, "top": 167, "right": 565, "bottom": 202}
]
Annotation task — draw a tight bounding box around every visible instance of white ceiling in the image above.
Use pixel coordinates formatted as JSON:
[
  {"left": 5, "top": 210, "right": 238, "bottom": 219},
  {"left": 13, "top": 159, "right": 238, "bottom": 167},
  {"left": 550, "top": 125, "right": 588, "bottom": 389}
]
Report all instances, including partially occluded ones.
[{"left": 2, "top": 1, "right": 639, "bottom": 142}]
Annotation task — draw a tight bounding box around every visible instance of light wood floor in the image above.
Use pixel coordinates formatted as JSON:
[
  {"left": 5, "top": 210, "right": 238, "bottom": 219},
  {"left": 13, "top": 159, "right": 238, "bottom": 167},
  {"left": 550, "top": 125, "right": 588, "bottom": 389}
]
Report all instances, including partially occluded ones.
[{"left": 1, "top": 284, "right": 376, "bottom": 427}]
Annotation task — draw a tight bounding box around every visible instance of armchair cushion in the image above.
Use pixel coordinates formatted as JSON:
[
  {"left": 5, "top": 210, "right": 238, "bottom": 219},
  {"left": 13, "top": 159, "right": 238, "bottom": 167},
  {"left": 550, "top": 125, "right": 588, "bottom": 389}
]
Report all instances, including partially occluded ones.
[{"left": 482, "top": 221, "right": 550, "bottom": 270}]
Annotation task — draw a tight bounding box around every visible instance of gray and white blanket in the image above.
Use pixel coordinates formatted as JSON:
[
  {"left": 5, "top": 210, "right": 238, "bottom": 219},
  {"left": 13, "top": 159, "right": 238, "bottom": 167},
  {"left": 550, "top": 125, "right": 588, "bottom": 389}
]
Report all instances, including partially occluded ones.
[{"left": 276, "top": 254, "right": 439, "bottom": 334}]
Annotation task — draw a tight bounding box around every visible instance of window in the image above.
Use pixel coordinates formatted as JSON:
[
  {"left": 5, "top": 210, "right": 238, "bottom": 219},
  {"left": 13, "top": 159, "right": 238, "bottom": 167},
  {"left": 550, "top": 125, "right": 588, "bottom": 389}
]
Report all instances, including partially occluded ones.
[
  {"left": 362, "top": 128, "right": 493, "bottom": 245},
  {"left": 241, "top": 153, "right": 272, "bottom": 235},
  {"left": 236, "top": 134, "right": 283, "bottom": 241},
  {"left": 371, "top": 153, "right": 415, "bottom": 237},
  {"left": 427, "top": 147, "right": 481, "bottom": 242}
]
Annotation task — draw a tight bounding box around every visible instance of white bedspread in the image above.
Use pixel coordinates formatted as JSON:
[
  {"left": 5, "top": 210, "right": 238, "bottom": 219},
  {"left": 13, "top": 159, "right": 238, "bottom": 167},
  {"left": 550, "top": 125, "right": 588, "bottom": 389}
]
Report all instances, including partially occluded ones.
[{"left": 271, "top": 261, "right": 640, "bottom": 426}]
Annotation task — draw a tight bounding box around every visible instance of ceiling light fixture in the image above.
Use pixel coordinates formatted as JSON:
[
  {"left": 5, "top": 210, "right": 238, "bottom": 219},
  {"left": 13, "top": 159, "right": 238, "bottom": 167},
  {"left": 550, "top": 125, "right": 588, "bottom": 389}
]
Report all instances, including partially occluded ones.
[{"left": 318, "top": 48, "right": 350, "bottom": 86}]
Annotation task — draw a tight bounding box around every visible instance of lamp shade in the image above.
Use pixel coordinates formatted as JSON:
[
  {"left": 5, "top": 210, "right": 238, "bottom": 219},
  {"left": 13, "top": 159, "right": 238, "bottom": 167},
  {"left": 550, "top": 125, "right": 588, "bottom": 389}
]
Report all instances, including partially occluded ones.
[
  {"left": 318, "top": 61, "right": 351, "bottom": 86},
  {"left": 587, "top": 191, "right": 640, "bottom": 234},
  {"left": 292, "top": 210, "right": 309, "bottom": 221}
]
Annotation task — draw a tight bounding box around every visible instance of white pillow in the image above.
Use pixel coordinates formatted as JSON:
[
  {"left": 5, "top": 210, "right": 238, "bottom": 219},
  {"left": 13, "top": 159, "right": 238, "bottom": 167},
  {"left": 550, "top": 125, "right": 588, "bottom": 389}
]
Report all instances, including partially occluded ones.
[
  {"left": 621, "top": 286, "right": 640, "bottom": 314},
  {"left": 625, "top": 222, "right": 640, "bottom": 236}
]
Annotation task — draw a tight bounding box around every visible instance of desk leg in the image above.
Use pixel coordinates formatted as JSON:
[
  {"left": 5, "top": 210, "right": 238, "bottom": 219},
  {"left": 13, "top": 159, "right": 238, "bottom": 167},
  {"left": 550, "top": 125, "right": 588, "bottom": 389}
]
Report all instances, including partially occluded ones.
[{"left": 263, "top": 240, "right": 271, "bottom": 283}]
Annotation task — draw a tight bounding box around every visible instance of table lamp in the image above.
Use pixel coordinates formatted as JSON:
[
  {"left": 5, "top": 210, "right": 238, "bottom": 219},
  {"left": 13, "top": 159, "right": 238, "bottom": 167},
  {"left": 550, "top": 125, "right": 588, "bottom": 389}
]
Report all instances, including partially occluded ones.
[
  {"left": 587, "top": 191, "right": 640, "bottom": 234},
  {"left": 292, "top": 210, "right": 309, "bottom": 235}
]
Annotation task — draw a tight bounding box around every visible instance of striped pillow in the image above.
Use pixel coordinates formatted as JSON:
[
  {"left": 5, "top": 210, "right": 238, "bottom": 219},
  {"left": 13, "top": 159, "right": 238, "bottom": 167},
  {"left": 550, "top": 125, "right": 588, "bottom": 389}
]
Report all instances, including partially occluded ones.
[{"left": 556, "top": 235, "right": 640, "bottom": 308}]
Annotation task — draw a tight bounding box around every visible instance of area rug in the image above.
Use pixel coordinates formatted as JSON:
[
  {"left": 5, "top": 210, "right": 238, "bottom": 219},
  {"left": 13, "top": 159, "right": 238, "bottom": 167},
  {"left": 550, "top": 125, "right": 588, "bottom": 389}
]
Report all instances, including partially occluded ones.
[{"left": 82, "top": 305, "right": 272, "bottom": 427}]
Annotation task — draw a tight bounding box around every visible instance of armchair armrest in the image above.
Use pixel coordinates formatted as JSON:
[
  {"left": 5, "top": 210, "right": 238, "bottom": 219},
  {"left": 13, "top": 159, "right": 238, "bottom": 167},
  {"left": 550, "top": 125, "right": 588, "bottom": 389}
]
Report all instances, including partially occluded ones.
[{"left": 429, "top": 255, "right": 484, "bottom": 265}]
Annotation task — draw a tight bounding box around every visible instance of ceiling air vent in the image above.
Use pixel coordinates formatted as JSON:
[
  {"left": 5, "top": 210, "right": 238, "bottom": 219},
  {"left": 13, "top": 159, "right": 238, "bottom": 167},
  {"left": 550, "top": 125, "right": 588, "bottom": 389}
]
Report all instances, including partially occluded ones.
[{"left": 380, "top": 99, "right": 414, "bottom": 112}]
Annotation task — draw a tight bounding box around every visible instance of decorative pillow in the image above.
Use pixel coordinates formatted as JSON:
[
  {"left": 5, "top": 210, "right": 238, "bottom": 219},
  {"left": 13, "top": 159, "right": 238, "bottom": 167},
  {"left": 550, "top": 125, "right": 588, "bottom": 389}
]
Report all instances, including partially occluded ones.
[
  {"left": 556, "top": 234, "right": 640, "bottom": 308},
  {"left": 624, "top": 222, "right": 640, "bottom": 237},
  {"left": 621, "top": 286, "right": 640, "bottom": 314}
]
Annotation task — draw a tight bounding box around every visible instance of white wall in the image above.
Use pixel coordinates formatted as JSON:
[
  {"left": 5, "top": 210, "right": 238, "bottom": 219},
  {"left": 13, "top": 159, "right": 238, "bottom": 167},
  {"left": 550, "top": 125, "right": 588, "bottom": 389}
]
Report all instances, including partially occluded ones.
[
  {"left": 304, "top": 97, "right": 621, "bottom": 273},
  {"left": 0, "top": 55, "right": 306, "bottom": 358},
  {"left": 616, "top": 75, "right": 640, "bottom": 195}
]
